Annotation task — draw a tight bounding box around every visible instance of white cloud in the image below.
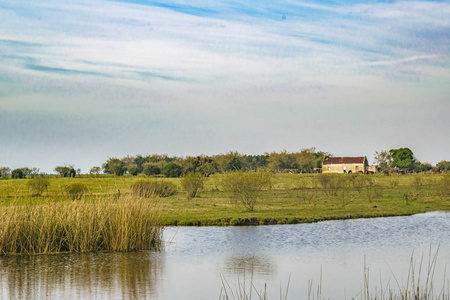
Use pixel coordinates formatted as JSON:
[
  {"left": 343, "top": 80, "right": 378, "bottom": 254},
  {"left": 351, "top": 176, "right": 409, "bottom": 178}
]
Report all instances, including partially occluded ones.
[{"left": 0, "top": 0, "right": 449, "bottom": 171}]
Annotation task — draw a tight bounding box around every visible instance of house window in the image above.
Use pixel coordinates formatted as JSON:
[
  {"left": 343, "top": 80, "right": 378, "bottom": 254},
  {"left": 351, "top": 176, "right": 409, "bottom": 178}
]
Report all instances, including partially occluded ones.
[
  {"left": 343, "top": 166, "right": 346, "bottom": 170},
  {"left": 327, "top": 167, "right": 330, "bottom": 171},
  {"left": 355, "top": 166, "right": 359, "bottom": 170}
]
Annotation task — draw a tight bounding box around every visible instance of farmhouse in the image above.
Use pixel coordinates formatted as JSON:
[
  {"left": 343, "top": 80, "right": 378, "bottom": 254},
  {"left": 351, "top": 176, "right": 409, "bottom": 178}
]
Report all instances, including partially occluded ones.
[{"left": 322, "top": 156, "right": 372, "bottom": 174}]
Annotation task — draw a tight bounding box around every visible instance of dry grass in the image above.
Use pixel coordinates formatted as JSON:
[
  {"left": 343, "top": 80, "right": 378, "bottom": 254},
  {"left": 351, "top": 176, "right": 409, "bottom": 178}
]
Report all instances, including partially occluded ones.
[{"left": 0, "top": 195, "right": 162, "bottom": 255}]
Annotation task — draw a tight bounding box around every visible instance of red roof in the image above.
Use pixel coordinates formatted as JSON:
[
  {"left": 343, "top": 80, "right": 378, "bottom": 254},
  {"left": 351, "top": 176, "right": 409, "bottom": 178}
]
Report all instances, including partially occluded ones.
[{"left": 323, "top": 156, "right": 366, "bottom": 165}]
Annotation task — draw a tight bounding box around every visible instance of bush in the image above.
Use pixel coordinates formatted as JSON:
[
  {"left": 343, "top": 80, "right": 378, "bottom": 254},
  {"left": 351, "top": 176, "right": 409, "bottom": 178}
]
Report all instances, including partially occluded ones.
[
  {"left": 65, "top": 183, "right": 87, "bottom": 200},
  {"left": 11, "top": 169, "right": 24, "bottom": 179},
  {"left": 162, "top": 162, "right": 183, "bottom": 178},
  {"left": 130, "top": 180, "right": 177, "bottom": 198},
  {"left": 350, "top": 174, "right": 369, "bottom": 193},
  {"left": 28, "top": 177, "right": 50, "bottom": 196},
  {"left": 180, "top": 172, "right": 205, "bottom": 200},
  {"left": 436, "top": 174, "right": 450, "bottom": 198},
  {"left": 316, "top": 174, "right": 348, "bottom": 196},
  {"left": 220, "top": 171, "right": 272, "bottom": 211}
]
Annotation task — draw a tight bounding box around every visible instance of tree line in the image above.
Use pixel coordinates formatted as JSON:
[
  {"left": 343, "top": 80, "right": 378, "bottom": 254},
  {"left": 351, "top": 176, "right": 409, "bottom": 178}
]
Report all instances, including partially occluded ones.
[
  {"left": 374, "top": 148, "right": 450, "bottom": 174},
  {"left": 98, "top": 148, "right": 329, "bottom": 177},
  {"left": 0, "top": 147, "right": 449, "bottom": 179}
]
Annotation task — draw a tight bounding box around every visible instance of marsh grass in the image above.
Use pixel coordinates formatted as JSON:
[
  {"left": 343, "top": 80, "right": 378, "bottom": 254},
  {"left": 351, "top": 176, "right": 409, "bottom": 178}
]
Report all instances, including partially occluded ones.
[{"left": 0, "top": 195, "right": 162, "bottom": 255}]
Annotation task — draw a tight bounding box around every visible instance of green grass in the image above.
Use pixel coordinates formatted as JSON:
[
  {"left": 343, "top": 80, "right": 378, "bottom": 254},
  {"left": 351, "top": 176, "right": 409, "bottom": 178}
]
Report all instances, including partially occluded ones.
[{"left": 0, "top": 173, "right": 448, "bottom": 227}]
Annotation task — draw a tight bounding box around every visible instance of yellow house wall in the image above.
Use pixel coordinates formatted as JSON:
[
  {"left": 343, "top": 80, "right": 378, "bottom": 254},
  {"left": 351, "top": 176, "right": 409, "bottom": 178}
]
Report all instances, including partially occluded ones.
[{"left": 322, "top": 163, "right": 365, "bottom": 173}]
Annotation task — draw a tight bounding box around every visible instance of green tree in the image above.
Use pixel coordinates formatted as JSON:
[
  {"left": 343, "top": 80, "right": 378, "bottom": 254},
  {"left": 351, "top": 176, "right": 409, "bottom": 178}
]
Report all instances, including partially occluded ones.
[
  {"left": 267, "top": 150, "right": 299, "bottom": 171},
  {"left": 54, "top": 166, "right": 76, "bottom": 177},
  {"left": 244, "top": 155, "right": 269, "bottom": 171},
  {"left": 417, "top": 162, "right": 432, "bottom": 172},
  {"left": 297, "top": 148, "right": 317, "bottom": 173},
  {"left": 389, "top": 148, "right": 416, "bottom": 171},
  {"left": 214, "top": 152, "right": 244, "bottom": 172},
  {"left": 181, "top": 156, "right": 219, "bottom": 176},
  {"left": 374, "top": 150, "right": 392, "bottom": 175},
  {"left": 89, "top": 166, "right": 101, "bottom": 176},
  {"left": 20, "top": 167, "right": 32, "bottom": 177},
  {"left": 162, "top": 162, "right": 183, "bottom": 178},
  {"left": 103, "top": 158, "right": 125, "bottom": 176},
  {"left": 143, "top": 163, "right": 162, "bottom": 176},
  {"left": 435, "top": 161, "right": 450, "bottom": 172},
  {"left": 11, "top": 168, "right": 24, "bottom": 179},
  {"left": 134, "top": 155, "right": 148, "bottom": 174},
  {"left": 0, "top": 167, "right": 11, "bottom": 178},
  {"left": 121, "top": 155, "right": 139, "bottom": 175},
  {"left": 314, "top": 150, "right": 331, "bottom": 168}
]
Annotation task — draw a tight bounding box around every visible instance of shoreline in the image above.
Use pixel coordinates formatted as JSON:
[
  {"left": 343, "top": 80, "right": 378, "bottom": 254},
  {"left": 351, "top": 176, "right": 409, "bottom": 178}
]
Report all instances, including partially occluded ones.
[{"left": 161, "top": 209, "right": 449, "bottom": 226}]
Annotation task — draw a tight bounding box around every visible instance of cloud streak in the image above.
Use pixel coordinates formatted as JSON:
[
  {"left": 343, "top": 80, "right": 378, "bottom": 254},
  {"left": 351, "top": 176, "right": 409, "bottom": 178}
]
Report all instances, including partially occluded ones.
[{"left": 0, "top": 0, "right": 449, "bottom": 172}]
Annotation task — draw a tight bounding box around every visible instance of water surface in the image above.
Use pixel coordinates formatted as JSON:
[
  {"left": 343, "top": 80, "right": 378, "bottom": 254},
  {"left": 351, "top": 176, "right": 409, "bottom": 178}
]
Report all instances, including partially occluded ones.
[{"left": 0, "top": 212, "right": 448, "bottom": 299}]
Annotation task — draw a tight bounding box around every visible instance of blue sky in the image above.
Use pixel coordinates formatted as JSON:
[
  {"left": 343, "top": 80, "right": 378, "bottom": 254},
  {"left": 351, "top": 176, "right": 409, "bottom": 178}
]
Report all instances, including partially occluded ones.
[{"left": 1, "top": 0, "right": 449, "bottom": 173}]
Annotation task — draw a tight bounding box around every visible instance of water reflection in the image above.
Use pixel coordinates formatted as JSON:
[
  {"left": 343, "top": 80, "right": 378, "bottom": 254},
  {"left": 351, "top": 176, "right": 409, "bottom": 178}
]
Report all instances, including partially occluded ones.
[
  {"left": 0, "top": 252, "right": 164, "bottom": 299},
  {"left": 223, "top": 254, "right": 276, "bottom": 278},
  {"left": 0, "top": 212, "right": 448, "bottom": 299}
]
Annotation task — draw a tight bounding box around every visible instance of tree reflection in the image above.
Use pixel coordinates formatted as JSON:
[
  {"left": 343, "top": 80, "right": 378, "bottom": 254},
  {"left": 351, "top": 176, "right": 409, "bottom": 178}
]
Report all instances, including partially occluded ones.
[{"left": 0, "top": 252, "right": 164, "bottom": 299}]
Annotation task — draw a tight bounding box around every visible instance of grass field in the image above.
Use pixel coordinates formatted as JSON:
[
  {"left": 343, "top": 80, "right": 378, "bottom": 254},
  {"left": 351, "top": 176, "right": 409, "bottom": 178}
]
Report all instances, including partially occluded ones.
[{"left": 1, "top": 173, "right": 448, "bottom": 226}]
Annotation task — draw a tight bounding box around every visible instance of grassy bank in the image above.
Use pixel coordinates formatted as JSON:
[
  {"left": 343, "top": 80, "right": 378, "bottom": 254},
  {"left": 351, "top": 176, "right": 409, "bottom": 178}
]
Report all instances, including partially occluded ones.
[{"left": 0, "top": 173, "right": 449, "bottom": 227}]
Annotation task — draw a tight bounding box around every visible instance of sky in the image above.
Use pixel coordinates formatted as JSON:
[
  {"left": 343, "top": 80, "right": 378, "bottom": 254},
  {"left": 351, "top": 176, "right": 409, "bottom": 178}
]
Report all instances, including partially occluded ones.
[{"left": 1, "top": 0, "right": 449, "bottom": 173}]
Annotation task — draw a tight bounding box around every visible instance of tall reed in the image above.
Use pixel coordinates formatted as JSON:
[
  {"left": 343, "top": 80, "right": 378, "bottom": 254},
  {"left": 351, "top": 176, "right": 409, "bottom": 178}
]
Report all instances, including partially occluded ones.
[{"left": 0, "top": 195, "right": 162, "bottom": 255}]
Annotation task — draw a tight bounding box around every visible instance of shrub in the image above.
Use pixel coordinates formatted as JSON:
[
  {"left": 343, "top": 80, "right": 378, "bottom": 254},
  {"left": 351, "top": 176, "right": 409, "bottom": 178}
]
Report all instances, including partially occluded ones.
[
  {"left": 350, "top": 174, "right": 368, "bottom": 193},
  {"left": 11, "top": 169, "right": 24, "bottom": 179},
  {"left": 220, "top": 171, "right": 272, "bottom": 211},
  {"left": 316, "top": 174, "right": 348, "bottom": 196},
  {"left": 162, "top": 162, "right": 183, "bottom": 178},
  {"left": 180, "top": 172, "right": 205, "bottom": 200},
  {"left": 28, "top": 177, "right": 50, "bottom": 196},
  {"left": 130, "top": 180, "right": 177, "bottom": 198},
  {"left": 403, "top": 191, "right": 419, "bottom": 205},
  {"left": 65, "top": 183, "right": 87, "bottom": 200},
  {"left": 436, "top": 174, "right": 450, "bottom": 198}
]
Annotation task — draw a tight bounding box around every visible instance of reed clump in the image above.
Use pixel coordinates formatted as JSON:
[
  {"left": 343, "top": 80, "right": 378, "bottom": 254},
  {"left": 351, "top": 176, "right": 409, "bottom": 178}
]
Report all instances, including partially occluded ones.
[
  {"left": 130, "top": 180, "right": 177, "bottom": 198},
  {"left": 0, "top": 195, "right": 162, "bottom": 255}
]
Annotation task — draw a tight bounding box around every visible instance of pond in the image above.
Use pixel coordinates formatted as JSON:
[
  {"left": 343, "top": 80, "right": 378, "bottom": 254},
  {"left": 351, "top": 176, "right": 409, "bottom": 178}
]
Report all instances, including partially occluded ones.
[{"left": 0, "top": 211, "right": 449, "bottom": 299}]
